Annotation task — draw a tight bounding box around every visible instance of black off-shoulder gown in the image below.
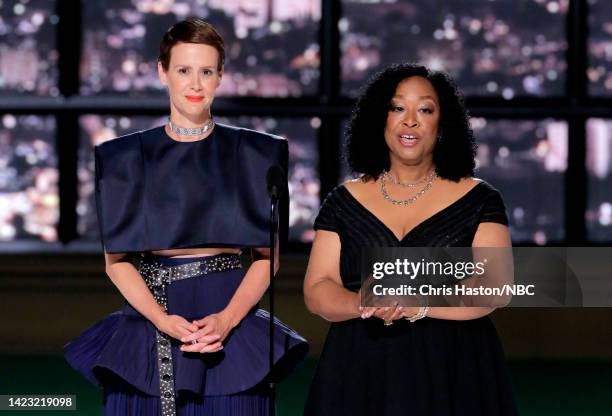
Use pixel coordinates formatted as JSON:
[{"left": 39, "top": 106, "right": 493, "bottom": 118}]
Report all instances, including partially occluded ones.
[{"left": 304, "top": 181, "right": 518, "bottom": 416}]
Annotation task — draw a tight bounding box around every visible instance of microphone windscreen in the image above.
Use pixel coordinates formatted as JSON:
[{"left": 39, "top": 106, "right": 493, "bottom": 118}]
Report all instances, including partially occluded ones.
[{"left": 266, "top": 165, "right": 287, "bottom": 199}]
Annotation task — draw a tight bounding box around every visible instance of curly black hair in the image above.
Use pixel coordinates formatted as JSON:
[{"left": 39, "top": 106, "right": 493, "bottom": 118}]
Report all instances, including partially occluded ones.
[{"left": 345, "top": 63, "right": 476, "bottom": 182}]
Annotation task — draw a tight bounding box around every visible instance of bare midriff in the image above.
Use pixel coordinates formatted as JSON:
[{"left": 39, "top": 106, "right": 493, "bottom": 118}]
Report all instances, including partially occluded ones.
[{"left": 149, "top": 247, "right": 242, "bottom": 258}]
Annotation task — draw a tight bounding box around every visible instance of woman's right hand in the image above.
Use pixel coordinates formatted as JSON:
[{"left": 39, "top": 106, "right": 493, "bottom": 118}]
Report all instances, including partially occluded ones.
[{"left": 154, "top": 313, "right": 199, "bottom": 340}]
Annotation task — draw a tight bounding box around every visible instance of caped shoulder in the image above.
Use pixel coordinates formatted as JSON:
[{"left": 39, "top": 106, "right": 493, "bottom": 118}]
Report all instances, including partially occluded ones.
[
  {"left": 95, "top": 127, "right": 169, "bottom": 163},
  {"left": 216, "top": 123, "right": 286, "bottom": 144},
  {"left": 95, "top": 128, "right": 155, "bottom": 153}
]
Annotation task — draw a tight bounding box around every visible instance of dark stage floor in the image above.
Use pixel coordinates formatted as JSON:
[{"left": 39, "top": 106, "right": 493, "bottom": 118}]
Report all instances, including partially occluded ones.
[{"left": 1, "top": 355, "right": 611, "bottom": 415}]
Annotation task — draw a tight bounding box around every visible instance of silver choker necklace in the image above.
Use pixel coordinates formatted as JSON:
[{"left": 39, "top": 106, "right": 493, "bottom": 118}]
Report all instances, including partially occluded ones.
[
  {"left": 380, "top": 169, "right": 437, "bottom": 206},
  {"left": 167, "top": 117, "right": 214, "bottom": 136}
]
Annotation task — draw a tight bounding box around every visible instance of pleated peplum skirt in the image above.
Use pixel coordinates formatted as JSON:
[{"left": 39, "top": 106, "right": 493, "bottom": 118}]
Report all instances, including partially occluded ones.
[{"left": 64, "top": 255, "right": 308, "bottom": 415}]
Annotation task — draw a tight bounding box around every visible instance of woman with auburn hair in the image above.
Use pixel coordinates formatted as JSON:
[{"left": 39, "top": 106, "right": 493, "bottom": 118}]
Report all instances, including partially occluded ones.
[{"left": 65, "top": 18, "right": 307, "bottom": 415}]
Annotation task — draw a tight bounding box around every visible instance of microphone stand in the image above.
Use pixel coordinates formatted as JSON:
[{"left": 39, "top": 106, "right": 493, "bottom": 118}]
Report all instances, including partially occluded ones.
[{"left": 268, "top": 192, "right": 279, "bottom": 416}]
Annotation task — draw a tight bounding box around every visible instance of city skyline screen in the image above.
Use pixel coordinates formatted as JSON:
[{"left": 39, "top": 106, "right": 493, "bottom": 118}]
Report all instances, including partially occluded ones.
[
  {"left": 0, "top": 0, "right": 59, "bottom": 96},
  {"left": 80, "top": 0, "right": 321, "bottom": 97},
  {"left": 586, "top": 118, "right": 612, "bottom": 241},
  {"left": 587, "top": 0, "right": 612, "bottom": 96},
  {"left": 0, "top": 115, "right": 58, "bottom": 242},
  {"left": 2, "top": 1, "right": 611, "bottom": 98},
  {"left": 0, "top": 1, "right": 611, "bottom": 247},
  {"left": 340, "top": 0, "right": 569, "bottom": 98}
]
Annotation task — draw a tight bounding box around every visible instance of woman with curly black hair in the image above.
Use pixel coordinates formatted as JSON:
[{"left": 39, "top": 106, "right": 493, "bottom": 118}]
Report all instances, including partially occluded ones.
[{"left": 303, "top": 63, "right": 518, "bottom": 415}]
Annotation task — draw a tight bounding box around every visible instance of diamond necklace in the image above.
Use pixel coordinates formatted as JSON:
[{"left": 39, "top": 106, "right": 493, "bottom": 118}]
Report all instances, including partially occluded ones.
[
  {"left": 167, "top": 117, "right": 214, "bottom": 136},
  {"left": 380, "top": 170, "right": 438, "bottom": 206},
  {"left": 385, "top": 169, "right": 436, "bottom": 188}
]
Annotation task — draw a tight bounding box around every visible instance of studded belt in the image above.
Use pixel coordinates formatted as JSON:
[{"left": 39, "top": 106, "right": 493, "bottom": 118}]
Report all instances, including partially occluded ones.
[{"left": 138, "top": 253, "right": 242, "bottom": 416}]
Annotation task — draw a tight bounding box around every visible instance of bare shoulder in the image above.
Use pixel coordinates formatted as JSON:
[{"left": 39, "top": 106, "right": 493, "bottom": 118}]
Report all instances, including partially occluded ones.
[
  {"left": 460, "top": 176, "right": 483, "bottom": 188},
  {"left": 462, "top": 177, "right": 485, "bottom": 194},
  {"left": 435, "top": 176, "right": 482, "bottom": 195},
  {"left": 343, "top": 176, "right": 364, "bottom": 190},
  {"left": 343, "top": 176, "right": 375, "bottom": 198}
]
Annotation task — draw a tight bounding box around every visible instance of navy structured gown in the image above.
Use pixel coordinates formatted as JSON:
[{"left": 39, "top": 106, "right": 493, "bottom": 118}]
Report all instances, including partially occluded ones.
[
  {"left": 304, "top": 183, "right": 518, "bottom": 416},
  {"left": 64, "top": 124, "right": 308, "bottom": 415}
]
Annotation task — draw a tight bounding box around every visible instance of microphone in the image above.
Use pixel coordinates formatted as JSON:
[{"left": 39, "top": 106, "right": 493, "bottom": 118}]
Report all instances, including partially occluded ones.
[
  {"left": 266, "top": 165, "right": 287, "bottom": 201},
  {"left": 265, "top": 164, "right": 286, "bottom": 416}
]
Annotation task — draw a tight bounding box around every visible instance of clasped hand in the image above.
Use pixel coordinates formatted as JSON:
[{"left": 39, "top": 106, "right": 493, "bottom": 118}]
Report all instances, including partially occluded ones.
[
  {"left": 155, "top": 311, "right": 233, "bottom": 353},
  {"left": 359, "top": 305, "right": 419, "bottom": 323},
  {"left": 357, "top": 289, "right": 419, "bottom": 324}
]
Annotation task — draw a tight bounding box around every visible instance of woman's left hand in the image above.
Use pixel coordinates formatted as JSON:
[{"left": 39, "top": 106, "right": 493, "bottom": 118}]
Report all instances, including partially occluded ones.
[
  {"left": 179, "top": 311, "right": 235, "bottom": 353},
  {"left": 373, "top": 305, "right": 403, "bottom": 325}
]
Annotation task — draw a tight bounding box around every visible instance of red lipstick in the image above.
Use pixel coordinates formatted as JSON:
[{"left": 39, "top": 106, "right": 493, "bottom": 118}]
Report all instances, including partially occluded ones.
[{"left": 185, "top": 96, "right": 204, "bottom": 102}]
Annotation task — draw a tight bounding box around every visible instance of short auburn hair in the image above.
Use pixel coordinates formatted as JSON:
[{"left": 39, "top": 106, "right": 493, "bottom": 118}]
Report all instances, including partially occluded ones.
[{"left": 158, "top": 18, "right": 225, "bottom": 72}]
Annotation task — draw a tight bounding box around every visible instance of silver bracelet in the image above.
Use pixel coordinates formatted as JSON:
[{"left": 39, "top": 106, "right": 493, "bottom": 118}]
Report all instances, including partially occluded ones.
[
  {"left": 408, "top": 305, "right": 430, "bottom": 323},
  {"left": 406, "top": 294, "right": 429, "bottom": 322}
]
